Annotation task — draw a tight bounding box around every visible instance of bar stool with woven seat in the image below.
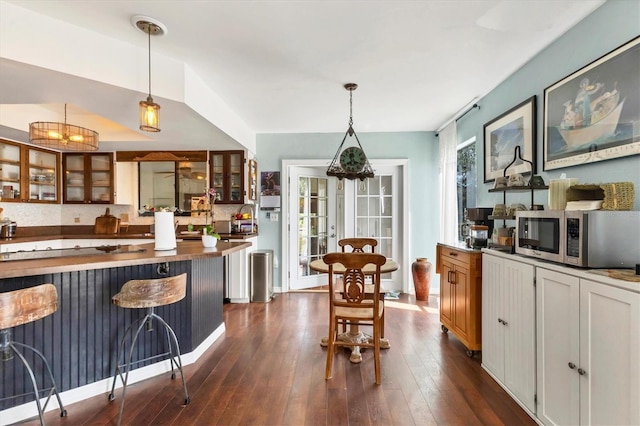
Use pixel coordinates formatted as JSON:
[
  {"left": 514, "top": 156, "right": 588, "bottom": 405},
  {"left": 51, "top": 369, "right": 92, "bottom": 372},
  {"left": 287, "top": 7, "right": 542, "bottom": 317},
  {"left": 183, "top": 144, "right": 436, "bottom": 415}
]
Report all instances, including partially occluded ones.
[
  {"left": 0, "top": 284, "right": 67, "bottom": 425},
  {"left": 108, "top": 273, "right": 190, "bottom": 425}
]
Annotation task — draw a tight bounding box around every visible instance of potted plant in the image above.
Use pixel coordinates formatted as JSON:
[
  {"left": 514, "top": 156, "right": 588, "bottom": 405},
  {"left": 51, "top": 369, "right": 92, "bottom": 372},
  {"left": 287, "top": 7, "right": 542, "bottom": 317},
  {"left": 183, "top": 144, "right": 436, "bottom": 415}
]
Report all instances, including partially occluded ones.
[{"left": 201, "top": 224, "right": 220, "bottom": 247}]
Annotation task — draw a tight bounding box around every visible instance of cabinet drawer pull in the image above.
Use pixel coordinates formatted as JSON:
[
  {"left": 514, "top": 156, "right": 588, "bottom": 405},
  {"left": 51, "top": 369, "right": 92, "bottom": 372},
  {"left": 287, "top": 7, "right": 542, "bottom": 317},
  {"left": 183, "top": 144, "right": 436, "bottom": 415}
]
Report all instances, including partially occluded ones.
[
  {"left": 577, "top": 368, "right": 586, "bottom": 376},
  {"left": 568, "top": 362, "right": 576, "bottom": 369}
]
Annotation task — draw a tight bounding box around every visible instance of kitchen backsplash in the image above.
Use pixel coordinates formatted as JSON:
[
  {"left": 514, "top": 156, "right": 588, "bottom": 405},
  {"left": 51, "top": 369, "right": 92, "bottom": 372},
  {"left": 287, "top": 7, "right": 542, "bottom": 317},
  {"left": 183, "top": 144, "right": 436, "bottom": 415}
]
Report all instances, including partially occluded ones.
[{"left": 0, "top": 203, "right": 251, "bottom": 228}]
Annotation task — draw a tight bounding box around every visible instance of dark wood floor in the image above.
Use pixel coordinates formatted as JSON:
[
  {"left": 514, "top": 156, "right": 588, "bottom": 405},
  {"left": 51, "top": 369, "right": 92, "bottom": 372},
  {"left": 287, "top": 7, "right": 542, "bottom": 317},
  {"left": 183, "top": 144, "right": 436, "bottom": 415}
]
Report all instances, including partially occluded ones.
[{"left": 21, "top": 292, "right": 535, "bottom": 425}]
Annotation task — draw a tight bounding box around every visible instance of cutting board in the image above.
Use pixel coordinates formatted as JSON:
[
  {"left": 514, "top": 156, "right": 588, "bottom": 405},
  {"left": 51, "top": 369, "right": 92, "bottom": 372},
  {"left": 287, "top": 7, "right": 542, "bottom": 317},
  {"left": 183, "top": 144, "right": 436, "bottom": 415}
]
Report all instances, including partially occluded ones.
[{"left": 94, "top": 208, "right": 120, "bottom": 234}]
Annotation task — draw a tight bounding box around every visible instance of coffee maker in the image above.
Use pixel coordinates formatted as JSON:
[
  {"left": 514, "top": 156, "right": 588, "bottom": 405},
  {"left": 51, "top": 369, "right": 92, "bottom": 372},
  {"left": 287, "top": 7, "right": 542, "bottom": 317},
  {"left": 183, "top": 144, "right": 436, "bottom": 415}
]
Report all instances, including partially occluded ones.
[{"left": 461, "top": 207, "right": 494, "bottom": 249}]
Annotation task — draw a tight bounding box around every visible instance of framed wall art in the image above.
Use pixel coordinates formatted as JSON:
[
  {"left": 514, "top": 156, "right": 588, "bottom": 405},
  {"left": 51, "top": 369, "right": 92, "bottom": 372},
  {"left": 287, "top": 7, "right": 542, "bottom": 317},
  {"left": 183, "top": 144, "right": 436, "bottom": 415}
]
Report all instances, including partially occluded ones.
[
  {"left": 260, "top": 171, "right": 281, "bottom": 209},
  {"left": 483, "top": 96, "right": 536, "bottom": 182},
  {"left": 543, "top": 36, "right": 640, "bottom": 171}
]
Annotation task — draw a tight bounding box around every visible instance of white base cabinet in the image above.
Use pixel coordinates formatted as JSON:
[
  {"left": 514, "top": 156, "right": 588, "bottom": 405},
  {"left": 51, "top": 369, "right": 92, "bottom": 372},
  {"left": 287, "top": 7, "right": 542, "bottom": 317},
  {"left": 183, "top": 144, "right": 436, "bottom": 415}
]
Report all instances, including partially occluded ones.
[
  {"left": 227, "top": 236, "right": 257, "bottom": 303},
  {"left": 482, "top": 253, "right": 536, "bottom": 415},
  {"left": 536, "top": 267, "right": 640, "bottom": 426}
]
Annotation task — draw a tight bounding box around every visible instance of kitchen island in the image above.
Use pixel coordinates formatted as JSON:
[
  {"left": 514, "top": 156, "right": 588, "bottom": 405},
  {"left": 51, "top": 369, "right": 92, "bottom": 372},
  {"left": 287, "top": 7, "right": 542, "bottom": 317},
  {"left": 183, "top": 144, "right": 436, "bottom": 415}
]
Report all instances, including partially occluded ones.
[{"left": 0, "top": 240, "right": 250, "bottom": 423}]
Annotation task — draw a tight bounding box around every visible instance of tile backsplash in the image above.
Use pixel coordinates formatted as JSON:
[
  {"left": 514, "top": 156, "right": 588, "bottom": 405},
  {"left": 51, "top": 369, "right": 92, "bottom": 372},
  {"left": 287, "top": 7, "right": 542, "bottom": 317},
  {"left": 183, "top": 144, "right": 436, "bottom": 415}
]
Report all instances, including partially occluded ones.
[{"left": 0, "top": 203, "right": 250, "bottom": 228}]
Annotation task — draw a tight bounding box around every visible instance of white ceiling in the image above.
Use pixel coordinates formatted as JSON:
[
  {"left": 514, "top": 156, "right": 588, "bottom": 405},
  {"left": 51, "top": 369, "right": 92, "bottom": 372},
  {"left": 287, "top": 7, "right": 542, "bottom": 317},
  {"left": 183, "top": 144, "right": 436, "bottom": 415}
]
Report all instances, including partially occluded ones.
[{"left": 0, "top": 0, "right": 606, "bottom": 152}]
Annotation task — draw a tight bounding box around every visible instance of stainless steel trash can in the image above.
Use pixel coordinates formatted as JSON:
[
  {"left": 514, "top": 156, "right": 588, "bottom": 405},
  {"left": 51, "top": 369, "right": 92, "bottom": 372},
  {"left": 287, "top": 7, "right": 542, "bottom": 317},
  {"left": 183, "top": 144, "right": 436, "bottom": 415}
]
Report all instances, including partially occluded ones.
[{"left": 250, "top": 249, "right": 273, "bottom": 302}]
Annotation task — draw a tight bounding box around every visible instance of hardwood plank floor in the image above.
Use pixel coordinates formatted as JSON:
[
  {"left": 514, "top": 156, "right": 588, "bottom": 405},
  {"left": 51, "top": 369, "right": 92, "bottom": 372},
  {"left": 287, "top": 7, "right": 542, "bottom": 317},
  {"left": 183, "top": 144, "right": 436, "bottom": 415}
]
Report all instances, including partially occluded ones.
[{"left": 19, "top": 293, "right": 536, "bottom": 425}]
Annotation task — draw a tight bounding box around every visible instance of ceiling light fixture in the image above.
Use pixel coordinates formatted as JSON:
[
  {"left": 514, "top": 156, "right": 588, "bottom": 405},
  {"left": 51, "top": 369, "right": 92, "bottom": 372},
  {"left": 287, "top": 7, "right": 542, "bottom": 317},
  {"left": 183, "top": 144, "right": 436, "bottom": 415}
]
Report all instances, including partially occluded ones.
[
  {"left": 133, "top": 16, "right": 166, "bottom": 132},
  {"left": 29, "top": 104, "right": 99, "bottom": 151},
  {"left": 326, "top": 83, "right": 374, "bottom": 181}
]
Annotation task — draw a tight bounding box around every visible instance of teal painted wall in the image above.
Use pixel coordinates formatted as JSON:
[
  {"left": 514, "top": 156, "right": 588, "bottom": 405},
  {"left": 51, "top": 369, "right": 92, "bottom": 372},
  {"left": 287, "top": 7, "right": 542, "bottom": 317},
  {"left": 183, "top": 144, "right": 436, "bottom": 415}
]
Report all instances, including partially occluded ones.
[
  {"left": 256, "top": 131, "right": 439, "bottom": 289},
  {"left": 257, "top": 0, "right": 640, "bottom": 291},
  {"left": 457, "top": 0, "right": 640, "bottom": 209}
]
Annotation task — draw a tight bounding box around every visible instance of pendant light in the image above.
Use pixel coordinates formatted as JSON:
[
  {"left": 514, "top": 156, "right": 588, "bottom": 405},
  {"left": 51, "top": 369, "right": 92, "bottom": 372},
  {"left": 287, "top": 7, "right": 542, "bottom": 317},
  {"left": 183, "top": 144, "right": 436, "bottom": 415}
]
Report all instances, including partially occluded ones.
[
  {"left": 133, "top": 16, "right": 166, "bottom": 132},
  {"left": 29, "top": 103, "right": 99, "bottom": 151},
  {"left": 326, "top": 83, "right": 374, "bottom": 181}
]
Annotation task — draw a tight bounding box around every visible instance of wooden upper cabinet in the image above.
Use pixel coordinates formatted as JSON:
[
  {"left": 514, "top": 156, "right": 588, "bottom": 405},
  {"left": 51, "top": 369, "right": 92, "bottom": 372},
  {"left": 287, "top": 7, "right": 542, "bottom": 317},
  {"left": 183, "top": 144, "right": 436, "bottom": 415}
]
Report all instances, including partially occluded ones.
[
  {"left": 0, "top": 139, "right": 60, "bottom": 204},
  {"left": 210, "top": 150, "right": 245, "bottom": 204},
  {"left": 63, "top": 153, "right": 114, "bottom": 204}
]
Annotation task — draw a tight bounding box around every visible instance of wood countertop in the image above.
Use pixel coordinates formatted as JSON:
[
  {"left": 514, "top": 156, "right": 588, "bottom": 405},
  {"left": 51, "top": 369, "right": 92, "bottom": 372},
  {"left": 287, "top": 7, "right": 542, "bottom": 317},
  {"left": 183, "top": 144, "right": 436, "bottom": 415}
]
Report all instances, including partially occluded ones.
[
  {"left": 0, "top": 232, "right": 257, "bottom": 244},
  {"left": 0, "top": 240, "right": 251, "bottom": 280}
]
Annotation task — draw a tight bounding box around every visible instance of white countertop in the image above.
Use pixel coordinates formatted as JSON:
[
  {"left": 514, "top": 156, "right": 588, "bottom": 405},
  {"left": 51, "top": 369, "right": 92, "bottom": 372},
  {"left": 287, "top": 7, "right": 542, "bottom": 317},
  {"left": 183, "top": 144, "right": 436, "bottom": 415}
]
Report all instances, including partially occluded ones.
[{"left": 482, "top": 248, "right": 640, "bottom": 293}]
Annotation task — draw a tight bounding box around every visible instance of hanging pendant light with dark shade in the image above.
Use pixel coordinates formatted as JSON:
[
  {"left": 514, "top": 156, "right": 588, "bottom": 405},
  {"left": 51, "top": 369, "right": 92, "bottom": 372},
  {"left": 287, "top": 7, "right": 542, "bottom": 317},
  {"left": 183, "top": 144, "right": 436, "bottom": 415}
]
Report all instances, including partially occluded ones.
[
  {"left": 133, "top": 16, "right": 166, "bottom": 132},
  {"left": 327, "top": 83, "right": 374, "bottom": 181},
  {"left": 29, "top": 104, "right": 99, "bottom": 151}
]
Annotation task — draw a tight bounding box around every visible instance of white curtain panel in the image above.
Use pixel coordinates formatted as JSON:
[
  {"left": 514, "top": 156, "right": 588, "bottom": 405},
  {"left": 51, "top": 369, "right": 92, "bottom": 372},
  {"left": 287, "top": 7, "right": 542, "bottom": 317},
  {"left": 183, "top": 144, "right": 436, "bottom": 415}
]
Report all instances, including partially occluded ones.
[{"left": 438, "top": 121, "right": 459, "bottom": 244}]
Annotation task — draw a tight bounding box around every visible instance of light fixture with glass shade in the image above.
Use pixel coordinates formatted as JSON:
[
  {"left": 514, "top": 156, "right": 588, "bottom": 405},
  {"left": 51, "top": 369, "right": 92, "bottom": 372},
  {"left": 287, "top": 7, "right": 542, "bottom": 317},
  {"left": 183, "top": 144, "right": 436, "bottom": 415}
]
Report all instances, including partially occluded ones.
[
  {"left": 29, "top": 103, "right": 99, "bottom": 151},
  {"left": 132, "top": 15, "right": 166, "bottom": 132},
  {"left": 326, "top": 83, "right": 374, "bottom": 181}
]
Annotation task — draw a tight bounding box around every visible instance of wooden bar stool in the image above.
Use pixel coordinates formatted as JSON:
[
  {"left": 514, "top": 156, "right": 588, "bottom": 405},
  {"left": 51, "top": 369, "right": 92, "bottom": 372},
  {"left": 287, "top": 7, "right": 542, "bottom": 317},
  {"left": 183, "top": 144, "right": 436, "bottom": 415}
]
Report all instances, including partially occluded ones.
[
  {"left": 108, "top": 273, "right": 191, "bottom": 425},
  {"left": 0, "top": 284, "right": 67, "bottom": 425}
]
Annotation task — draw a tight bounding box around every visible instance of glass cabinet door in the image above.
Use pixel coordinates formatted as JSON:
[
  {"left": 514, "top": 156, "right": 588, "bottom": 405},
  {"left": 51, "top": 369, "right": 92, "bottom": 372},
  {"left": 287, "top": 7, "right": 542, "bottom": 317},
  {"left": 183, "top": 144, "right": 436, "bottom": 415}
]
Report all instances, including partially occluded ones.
[
  {"left": 209, "top": 150, "right": 245, "bottom": 204},
  {"left": 64, "top": 154, "right": 86, "bottom": 202},
  {"left": 0, "top": 140, "right": 22, "bottom": 201},
  {"left": 90, "top": 154, "right": 113, "bottom": 203},
  {"left": 229, "top": 152, "right": 243, "bottom": 202},
  {"left": 28, "top": 147, "right": 59, "bottom": 202},
  {"left": 211, "top": 153, "right": 224, "bottom": 201}
]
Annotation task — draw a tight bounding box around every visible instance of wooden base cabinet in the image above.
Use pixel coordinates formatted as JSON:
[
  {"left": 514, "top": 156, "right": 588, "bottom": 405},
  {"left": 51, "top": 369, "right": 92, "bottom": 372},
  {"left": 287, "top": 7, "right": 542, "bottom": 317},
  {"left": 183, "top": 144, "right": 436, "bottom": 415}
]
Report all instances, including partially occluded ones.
[
  {"left": 436, "top": 244, "right": 482, "bottom": 356},
  {"left": 482, "top": 253, "right": 536, "bottom": 415},
  {"left": 536, "top": 268, "right": 640, "bottom": 426}
]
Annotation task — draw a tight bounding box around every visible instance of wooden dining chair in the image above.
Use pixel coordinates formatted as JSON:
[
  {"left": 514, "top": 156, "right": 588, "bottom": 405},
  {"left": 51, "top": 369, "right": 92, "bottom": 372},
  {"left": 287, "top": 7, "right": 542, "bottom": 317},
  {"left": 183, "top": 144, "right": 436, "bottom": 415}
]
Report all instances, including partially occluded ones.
[
  {"left": 337, "top": 238, "right": 381, "bottom": 332},
  {"left": 338, "top": 237, "right": 378, "bottom": 253},
  {"left": 324, "top": 252, "right": 386, "bottom": 384}
]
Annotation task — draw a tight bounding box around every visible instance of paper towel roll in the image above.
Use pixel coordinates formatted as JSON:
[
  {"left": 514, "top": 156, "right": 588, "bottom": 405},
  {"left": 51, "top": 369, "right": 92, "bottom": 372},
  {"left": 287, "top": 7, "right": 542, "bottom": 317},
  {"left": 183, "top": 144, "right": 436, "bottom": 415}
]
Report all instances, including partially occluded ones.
[{"left": 154, "top": 211, "right": 177, "bottom": 250}]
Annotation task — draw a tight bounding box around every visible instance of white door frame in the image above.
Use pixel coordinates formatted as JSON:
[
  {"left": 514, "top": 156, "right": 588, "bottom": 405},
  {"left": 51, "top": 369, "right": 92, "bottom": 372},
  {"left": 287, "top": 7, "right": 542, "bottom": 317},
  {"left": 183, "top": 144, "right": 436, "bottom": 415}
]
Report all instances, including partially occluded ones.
[{"left": 281, "top": 159, "right": 410, "bottom": 294}]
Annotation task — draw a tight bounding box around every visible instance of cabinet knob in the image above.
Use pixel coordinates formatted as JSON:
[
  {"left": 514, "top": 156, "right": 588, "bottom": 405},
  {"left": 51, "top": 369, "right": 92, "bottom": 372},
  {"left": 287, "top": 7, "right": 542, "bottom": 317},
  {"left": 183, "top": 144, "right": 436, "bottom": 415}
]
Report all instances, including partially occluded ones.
[
  {"left": 577, "top": 368, "right": 586, "bottom": 376},
  {"left": 568, "top": 362, "right": 576, "bottom": 369},
  {"left": 502, "top": 320, "right": 508, "bottom": 326},
  {"left": 498, "top": 318, "right": 503, "bottom": 324}
]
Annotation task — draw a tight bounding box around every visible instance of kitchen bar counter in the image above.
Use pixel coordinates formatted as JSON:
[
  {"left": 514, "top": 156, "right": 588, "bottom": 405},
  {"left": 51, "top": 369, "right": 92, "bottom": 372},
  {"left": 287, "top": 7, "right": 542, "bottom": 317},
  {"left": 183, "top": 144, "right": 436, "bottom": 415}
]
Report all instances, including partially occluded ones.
[
  {"left": 1, "top": 239, "right": 249, "bottom": 421},
  {"left": 0, "top": 240, "right": 250, "bottom": 279}
]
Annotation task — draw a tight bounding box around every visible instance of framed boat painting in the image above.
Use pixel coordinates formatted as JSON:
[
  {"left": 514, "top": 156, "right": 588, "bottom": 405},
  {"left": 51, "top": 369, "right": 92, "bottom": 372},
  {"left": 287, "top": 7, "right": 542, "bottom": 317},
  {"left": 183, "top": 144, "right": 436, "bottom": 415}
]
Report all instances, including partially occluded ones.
[
  {"left": 484, "top": 96, "right": 536, "bottom": 182},
  {"left": 543, "top": 36, "right": 640, "bottom": 171}
]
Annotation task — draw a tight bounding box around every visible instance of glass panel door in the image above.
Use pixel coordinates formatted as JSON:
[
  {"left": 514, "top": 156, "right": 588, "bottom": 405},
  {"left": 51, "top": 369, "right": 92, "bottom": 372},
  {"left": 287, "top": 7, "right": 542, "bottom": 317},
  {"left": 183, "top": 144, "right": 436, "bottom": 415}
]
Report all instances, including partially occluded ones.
[
  {"left": 289, "top": 166, "right": 336, "bottom": 290},
  {"left": 229, "top": 152, "right": 243, "bottom": 202},
  {"left": 356, "top": 175, "right": 394, "bottom": 279},
  {"left": 90, "top": 154, "right": 112, "bottom": 203},
  {"left": 28, "top": 148, "right": 57, "bottom": 202},
  {"left": 64, "top": 154, "right": 86, "bottom": 202},
  {"left": 0, "top": 141, "right": 21, "bottom": 200}
]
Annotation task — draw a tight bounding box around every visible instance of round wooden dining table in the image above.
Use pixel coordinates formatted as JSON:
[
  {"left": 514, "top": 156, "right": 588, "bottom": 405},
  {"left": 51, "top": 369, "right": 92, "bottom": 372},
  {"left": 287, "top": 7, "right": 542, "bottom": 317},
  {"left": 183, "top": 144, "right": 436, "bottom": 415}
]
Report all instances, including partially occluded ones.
[{"left": 309, "top": 257, "right": 399, "bottom": 363}]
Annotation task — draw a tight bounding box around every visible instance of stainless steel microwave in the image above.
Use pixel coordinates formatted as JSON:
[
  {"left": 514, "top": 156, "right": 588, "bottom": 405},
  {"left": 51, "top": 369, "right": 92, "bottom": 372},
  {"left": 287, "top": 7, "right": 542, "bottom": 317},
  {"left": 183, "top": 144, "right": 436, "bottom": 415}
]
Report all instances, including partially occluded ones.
[
  {"left": 515, "top": 210, "right": 640, "bottom": 268},
  {"left": 515, "top": 210, "right": 565, "bottom": 263}
]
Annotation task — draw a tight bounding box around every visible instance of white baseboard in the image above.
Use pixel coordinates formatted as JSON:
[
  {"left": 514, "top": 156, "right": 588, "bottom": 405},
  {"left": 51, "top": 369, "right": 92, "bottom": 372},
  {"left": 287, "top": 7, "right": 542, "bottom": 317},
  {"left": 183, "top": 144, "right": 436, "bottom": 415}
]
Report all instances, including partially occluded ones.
[{"left": 0, "top": 323, "right": 225, "bottom": 425}]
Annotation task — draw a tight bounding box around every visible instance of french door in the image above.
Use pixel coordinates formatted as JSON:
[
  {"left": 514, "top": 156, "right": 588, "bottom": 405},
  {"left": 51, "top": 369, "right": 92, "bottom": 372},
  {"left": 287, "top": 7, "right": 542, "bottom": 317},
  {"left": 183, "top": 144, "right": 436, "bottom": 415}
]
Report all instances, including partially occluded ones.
[
  {"left": 288, "top": 167, "right": 337, "bottom": 290},
  {"left": 343, "top": 165, "right": 402, "bottom": 286},
  {"left": 283, "top": 160, "right": 407, "bottom": 293}
]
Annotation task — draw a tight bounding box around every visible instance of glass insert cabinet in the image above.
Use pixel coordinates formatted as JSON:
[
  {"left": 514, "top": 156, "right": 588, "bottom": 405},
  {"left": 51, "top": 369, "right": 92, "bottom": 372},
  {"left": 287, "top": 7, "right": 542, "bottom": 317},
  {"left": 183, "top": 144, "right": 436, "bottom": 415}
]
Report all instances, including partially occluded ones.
[
  {"left": 209, "top": 150, "right": 245, "bottom": 204},
  {"left": 0, "top": 139, "right": 60, "bottom": 203},
  {"left": 62, "top": 153, "right": 114, "bottom": 204}
]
